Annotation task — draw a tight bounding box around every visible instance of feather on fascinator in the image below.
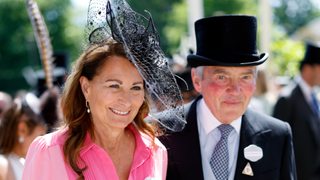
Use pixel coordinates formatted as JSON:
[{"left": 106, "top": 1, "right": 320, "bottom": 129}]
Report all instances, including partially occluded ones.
[
  {"left": 26, "top": 0, "right": 54, "bottom": 90},
  {"left": 86, "top": 0, "right": 186, "bottom": 132},
  {"left": 25, "top": 0, "right": 60, "bottom": 130}
]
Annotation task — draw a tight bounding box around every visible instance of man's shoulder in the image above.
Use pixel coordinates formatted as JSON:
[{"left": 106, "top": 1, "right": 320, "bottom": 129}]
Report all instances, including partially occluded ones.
[
  {"left": 278, "top": 81, "right": 299, "bottom": 98},
  {"left": 245, "top": 108, "right": 291, "bottom": 132}
]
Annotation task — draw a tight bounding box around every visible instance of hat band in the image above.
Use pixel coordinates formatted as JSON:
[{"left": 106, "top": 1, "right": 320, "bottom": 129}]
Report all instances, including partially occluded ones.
[{"left": 197, "top": 50, "right": 260, "bottom": 63}]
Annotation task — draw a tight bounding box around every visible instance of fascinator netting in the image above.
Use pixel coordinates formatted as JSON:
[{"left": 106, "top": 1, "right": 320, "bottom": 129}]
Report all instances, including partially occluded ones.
[{"left": 85, "top": 0, "right": 186, "bottom": 132}]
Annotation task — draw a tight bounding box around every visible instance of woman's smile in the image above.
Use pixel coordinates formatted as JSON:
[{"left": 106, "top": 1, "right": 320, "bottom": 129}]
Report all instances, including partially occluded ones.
[{"left": 110, "top": 108, "right": 130, "bottom": 115}]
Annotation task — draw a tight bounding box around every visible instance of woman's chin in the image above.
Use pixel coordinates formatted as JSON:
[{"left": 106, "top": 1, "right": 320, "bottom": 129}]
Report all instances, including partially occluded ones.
[{"left": 109, "top": 119, "right": 133, "bottom": 130}]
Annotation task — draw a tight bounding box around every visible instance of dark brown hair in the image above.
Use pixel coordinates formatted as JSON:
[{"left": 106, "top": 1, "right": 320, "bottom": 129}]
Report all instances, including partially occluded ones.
[{"left": 60, "top": 39, "right": 156, "bottom": 179}]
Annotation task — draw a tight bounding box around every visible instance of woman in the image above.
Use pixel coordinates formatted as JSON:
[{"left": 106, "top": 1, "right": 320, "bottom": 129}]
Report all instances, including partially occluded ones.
[
  {"left": 22, "top": 40, "right": 167, "bottom": 180},
  {"left": 22, "top": 0, "right": 186, "bottom": 179},
  {"left": 0, "top": 93, "right": 47, "bottom": 180}
]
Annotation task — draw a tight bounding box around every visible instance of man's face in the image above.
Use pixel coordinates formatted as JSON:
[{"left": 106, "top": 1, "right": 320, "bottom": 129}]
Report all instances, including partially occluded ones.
[
  {"left": 311, "top": 64, "right": 320, "bottom": 86},
  {"left": 192, "top": 66, "right": 256, "bottom": 124}
]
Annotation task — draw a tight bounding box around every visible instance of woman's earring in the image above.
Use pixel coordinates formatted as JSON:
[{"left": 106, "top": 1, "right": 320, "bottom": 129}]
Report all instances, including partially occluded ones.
[
  {"left": 19, "top": 136, "right": 24, "bottom": 143},
  {"left": 86, "top": 100, "right": 90, "bottom": 113}
]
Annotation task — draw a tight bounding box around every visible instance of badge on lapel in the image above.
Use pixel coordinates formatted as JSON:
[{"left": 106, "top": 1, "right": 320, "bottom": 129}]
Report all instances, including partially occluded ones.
[
  {"left": 242, "top": 162, "right": 254, "bottom": 176},
  {"left": 242, "top": 144, "right": 263, "bottom": 176}
]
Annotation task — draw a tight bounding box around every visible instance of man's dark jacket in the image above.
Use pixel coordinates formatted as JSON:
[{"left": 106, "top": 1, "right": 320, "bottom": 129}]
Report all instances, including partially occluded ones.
[
  {"left": 273, "top": 82, "right": 320, "bottom": 180},
  {"left": 159, "top": 96, "right": 297, "bottom": 180}
]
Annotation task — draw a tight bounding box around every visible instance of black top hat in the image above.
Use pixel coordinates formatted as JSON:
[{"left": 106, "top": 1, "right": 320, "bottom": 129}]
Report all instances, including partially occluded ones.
[
  {"left": 301, "top": 43, "right": 320, "bottom": 64},
  {"left": 35, "top": 67, "right": 66, "bottom": 97},
  {"left": 53, "top": 52, "right": 70, "bottom": 69},
  {"left": 187, "top": 15, "right": 268, "bottom": 67}
]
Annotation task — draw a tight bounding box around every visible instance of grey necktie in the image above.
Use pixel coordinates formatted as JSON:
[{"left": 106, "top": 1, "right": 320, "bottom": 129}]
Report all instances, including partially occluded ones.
[{"left": 210, "top": 124, "right": 234, "bottom": 180}]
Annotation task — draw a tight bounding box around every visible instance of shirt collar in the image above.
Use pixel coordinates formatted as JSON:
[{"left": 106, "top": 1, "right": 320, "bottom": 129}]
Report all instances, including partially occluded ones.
[
  {"left": 79, "top": 123, "right": 151, "bottom": 158},
  {"left": 80, "top": 131, "right": 96, "bottom": 157},
  {"left": 298, "top": 75, "right": 314, "bottom": 103},
  {"left": 77, "top": 124, "right": 152, "bottom": 172},
  {"left": 198, "top": 98, "right": 242, "bottom": 135}
]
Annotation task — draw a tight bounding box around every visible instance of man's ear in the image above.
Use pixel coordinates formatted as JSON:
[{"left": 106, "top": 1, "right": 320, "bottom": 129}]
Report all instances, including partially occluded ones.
[
  {"left": 191, "top": 68, "right": 202, "bottom": 93},
  {"left": 79, "top": 76, "right": 90, "bottom": 100}
]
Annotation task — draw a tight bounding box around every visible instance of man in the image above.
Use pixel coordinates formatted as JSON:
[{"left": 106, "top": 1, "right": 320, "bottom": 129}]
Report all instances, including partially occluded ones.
[
  {"left": 159, "top": 15, "right": 296, "bottom": 180},
  {"left": 273, "top": 43, "right": 320, "bottom": 180}
]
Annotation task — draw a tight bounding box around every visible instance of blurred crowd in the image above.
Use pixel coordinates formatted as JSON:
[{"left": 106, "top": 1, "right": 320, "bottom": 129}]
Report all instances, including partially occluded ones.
[{"left": 0, "top": 54, "right": 66, "bottom": 180}]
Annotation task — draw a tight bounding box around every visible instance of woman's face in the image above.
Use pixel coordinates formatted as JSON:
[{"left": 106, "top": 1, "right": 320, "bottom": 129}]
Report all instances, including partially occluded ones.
[
  {"left": 19, "top": 114, "right": 47, "bottom": 157},
  {"left": 81, "top": 56, "right": 144, "bottom": 130}
]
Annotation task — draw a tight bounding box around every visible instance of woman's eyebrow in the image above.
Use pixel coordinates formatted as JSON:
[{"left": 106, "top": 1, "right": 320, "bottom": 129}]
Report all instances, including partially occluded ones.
[
  {"left": 105, "top": 79, "right": 144, "bottom": 85},
  {"left": 105, "top": 79, "right": 122, "bottom": 84},
  {"left": 133, "top": 81, "right": 143, "bottom": 85}
]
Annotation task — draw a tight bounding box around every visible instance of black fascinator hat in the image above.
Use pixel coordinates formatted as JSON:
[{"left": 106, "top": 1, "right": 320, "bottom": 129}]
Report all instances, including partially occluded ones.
[
  {"left": 85, "top": 0, "right": 186, "bottom": 131},
  {"left": 187, "top": 15, "right": 268, "bottom": 67}
]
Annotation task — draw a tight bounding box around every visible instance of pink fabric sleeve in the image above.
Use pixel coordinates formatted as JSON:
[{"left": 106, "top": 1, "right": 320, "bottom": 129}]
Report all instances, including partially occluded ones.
[
  {"left": 154, "top": 138, "right": 168, "bottom": 180},
  {"left": 22, "top": 136, "right": 52, "bottom": 180},
  {"left": 162, "top": 147, "right": 168, "bottom": 180}
]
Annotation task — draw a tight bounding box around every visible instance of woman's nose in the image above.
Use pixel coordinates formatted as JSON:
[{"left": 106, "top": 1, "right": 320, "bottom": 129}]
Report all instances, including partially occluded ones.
[{"left": 118, "top": 90, "right": 132, "bottom": 107}]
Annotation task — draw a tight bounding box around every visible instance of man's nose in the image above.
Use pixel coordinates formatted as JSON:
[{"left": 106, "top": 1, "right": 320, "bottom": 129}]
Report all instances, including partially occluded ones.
[{"left": 227, "top": 80, "right": 242, "bottom": 95}]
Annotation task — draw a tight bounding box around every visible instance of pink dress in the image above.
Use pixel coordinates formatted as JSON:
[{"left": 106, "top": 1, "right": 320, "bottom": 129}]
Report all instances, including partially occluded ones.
[{"left": 22, "top": 124, "right": 167, "bottom": 180}]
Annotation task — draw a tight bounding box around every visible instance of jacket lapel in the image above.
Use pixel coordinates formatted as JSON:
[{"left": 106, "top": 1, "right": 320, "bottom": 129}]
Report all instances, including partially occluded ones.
[
  {"left": 167, "top": 96, "right": 204, "bottom": 180},
  {"left": 234, "top": 109, "right": 272, "bottom": 179}
]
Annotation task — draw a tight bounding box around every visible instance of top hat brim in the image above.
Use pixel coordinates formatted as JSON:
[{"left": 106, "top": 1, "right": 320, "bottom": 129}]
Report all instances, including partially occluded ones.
[{"left": 187, "top": 52, "right": 268, "bottom": 67}]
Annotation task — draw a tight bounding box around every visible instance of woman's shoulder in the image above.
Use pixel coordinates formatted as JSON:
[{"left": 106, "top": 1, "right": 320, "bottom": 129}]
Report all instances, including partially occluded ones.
[
  {"left": 31, "top": 128, "right": 69, "bottom": 150},
  {"left": 0, "top": 155, "right": 15, "bottom": 180},
  {"left": 0, "top": 155, "right": 9, "bottom": 179},
  {"left": 23, "top": 129, "right": 70, "bottom": 180}
]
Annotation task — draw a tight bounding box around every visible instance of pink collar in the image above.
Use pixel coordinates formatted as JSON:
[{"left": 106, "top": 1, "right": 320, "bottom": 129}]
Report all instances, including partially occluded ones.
[{"left": 78, "top": 123, "right": 153, "bottom": 170}]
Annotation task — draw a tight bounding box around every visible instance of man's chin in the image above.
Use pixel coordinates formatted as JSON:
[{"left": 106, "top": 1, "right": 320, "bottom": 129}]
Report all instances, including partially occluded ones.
[{"left": 218, "top": 110, "right": 244, "bottom": 123}]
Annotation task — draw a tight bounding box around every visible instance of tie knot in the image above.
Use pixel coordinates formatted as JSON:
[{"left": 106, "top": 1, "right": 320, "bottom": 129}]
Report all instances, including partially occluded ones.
[{"left": 218, "top": 124, "right": 234, "bottom": 138}]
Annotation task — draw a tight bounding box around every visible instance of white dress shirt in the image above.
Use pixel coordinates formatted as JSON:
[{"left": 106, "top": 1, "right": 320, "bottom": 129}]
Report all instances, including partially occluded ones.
[
  {"left": 197, "top": 98, "right": 242, "bottom": 180},
  {"left": 296, "top": 75, "right": 319, "bottom": 114}
]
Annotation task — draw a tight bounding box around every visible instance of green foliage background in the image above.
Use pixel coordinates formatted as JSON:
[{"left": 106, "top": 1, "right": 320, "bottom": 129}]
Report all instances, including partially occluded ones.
[
  {"left": 0, "top": 0, "right": 79, "bottom": 95},
  {"left": 270, "top": 27, "right": 305, "bottom": 77}
]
